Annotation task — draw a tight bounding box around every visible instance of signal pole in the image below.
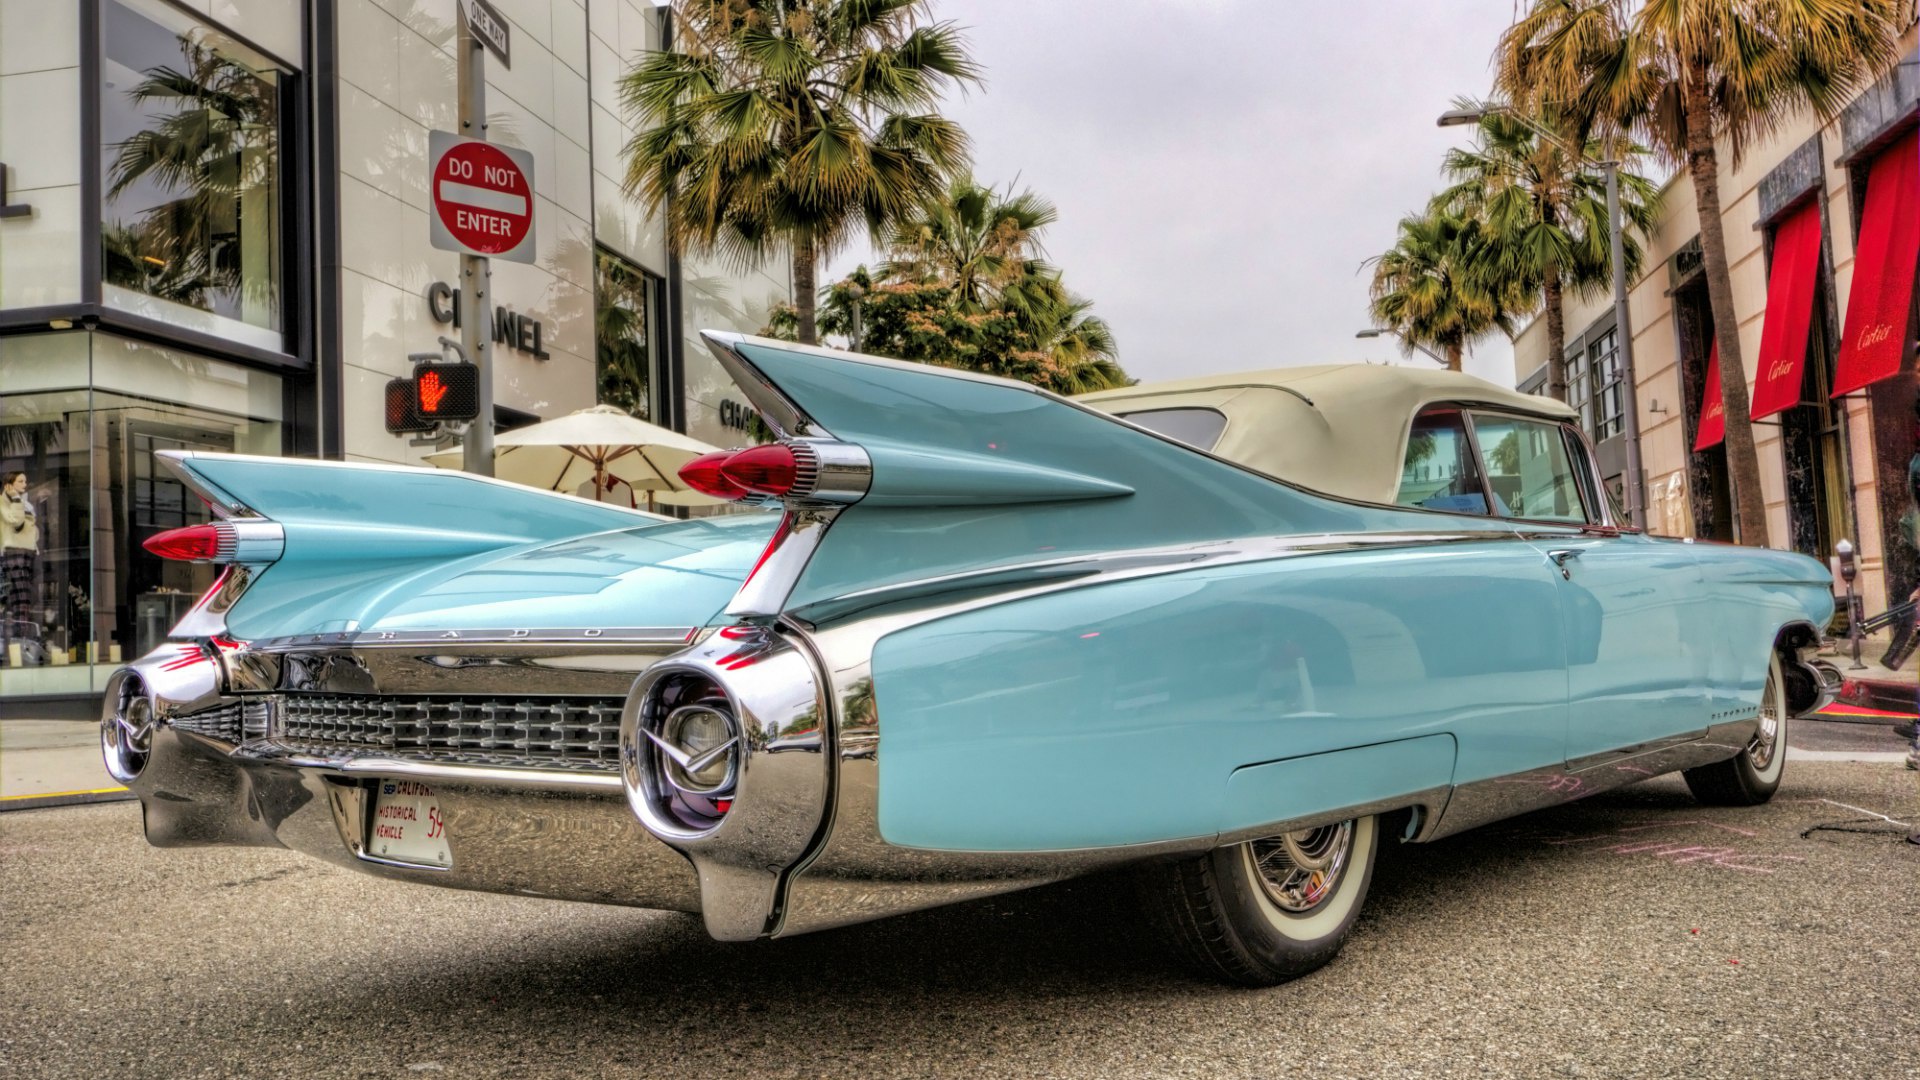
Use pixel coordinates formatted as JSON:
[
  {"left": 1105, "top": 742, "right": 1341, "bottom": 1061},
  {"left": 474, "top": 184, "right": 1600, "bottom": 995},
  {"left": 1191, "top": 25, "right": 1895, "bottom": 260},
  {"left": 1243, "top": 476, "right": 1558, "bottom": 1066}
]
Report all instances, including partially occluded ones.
[{"left": 456, "top": 7, "right": 495, "bottom": 477}]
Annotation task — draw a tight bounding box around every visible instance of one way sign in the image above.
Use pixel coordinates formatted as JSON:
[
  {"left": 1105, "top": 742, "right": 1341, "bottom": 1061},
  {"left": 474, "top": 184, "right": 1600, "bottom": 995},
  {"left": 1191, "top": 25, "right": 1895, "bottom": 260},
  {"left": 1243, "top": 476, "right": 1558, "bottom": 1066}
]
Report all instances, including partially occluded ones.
[{"left": 462, "top": 0, "right": 511, "bottom": 68}]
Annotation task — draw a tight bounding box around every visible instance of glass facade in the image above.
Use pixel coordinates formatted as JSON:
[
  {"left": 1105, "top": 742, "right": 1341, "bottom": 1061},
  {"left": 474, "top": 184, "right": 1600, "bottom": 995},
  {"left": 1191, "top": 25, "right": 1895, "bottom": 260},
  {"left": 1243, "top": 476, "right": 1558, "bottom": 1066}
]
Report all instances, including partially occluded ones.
[
  {"left": 1567, "top": 327, "right": 1622, "bottom": 441},
  {"left": 100, "top": 0, "right": 285, "bottom": 350},
  {"left": 594, "top": 248, "right": 660, "bottom": 421},
  {"left": 0, "top": 331, "right": 281, "bottom": 704}
]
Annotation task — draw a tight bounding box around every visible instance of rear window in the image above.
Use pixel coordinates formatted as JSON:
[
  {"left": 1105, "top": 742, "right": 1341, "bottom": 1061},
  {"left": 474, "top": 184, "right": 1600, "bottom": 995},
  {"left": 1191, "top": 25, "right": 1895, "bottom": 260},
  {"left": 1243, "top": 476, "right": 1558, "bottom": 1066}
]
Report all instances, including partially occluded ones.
[{"left": 1116, "top": 408, "right": 1228, "bottom": 451}]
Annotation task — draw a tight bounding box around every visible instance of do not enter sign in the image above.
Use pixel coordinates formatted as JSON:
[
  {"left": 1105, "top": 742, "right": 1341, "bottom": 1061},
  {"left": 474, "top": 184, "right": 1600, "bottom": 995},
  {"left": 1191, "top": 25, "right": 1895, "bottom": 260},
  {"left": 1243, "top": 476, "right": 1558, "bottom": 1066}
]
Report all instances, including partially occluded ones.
[{"left": 428, "top": 129, "right": 536, "bottom": 263}]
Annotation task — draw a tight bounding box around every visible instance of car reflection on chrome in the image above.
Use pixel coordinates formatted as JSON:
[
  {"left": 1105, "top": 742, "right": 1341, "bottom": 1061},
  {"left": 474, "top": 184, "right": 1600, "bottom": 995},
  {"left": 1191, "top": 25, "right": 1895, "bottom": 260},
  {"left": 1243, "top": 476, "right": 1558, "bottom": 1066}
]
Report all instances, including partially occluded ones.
[{"left": 105, "top": 332, "right": 1838, "bottom": 985}]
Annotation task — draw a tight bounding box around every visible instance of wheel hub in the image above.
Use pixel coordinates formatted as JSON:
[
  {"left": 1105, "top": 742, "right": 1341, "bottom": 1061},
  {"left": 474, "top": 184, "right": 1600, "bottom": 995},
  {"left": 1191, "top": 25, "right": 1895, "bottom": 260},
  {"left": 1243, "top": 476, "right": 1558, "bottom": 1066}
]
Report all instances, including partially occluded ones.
[
  {"left": 1748, "top": 690, "right": 1780, "bottom": 771},
  {"left": 1250, "top": 820, "right": 1353, "bottom": 913}
]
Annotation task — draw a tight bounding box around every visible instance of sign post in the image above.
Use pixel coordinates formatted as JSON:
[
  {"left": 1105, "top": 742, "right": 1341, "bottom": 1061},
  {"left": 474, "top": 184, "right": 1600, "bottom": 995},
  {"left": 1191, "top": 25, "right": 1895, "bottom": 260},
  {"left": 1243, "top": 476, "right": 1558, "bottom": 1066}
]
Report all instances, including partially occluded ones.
[{"left": 449, "top": 3, "right": 506, "bottom": 476}]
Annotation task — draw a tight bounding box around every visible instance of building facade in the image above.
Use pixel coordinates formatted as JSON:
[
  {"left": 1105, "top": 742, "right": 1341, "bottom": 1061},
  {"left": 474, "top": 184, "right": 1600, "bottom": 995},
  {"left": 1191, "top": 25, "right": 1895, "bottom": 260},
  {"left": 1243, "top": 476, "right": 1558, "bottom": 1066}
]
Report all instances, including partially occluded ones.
[
  {"left": 1513, "top": 32, "right": 1920, "bottom": 649},
  {"left": 0, "top": 0, "right": 788, "bottom": 715}
]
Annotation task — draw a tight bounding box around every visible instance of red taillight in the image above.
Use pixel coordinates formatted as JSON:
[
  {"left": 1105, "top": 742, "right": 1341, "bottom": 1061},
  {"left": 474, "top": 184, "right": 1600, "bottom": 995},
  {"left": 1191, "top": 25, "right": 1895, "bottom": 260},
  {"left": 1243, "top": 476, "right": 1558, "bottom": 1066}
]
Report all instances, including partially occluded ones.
[
  {"left": 721, "top": 444, "right": 798, "bottom": 496},
  {"left": 680, "top": 451, "right": 747, "bottom": 500},
  {"left": 144, "top": 524, "right": 227, "bottom": 562}
]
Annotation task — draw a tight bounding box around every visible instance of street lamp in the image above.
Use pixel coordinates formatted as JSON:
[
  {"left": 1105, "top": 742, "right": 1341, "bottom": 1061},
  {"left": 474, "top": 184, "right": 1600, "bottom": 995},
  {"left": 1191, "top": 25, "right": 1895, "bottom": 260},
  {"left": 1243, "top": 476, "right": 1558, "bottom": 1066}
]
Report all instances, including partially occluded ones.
[
  {"left": 1438, "top": 102, "right": 1648, "bottom": 532},
  {"left": 1355, "top": 328, "right": 1448, "bottom": 367}
]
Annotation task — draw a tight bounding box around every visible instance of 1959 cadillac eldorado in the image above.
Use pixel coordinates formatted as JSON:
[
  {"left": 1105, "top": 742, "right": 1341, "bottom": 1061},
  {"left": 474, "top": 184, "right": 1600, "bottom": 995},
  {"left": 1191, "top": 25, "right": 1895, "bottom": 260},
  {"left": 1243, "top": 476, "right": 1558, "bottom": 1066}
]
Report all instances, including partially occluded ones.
[{"left": 103, "top": 332, "right": 1840, "bottom": 984}]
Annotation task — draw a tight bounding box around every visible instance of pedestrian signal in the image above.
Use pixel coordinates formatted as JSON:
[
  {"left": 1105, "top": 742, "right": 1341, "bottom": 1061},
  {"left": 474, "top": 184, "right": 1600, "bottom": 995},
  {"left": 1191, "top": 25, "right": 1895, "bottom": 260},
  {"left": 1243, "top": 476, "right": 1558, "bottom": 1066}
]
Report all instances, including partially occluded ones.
[
  {"left": 412, "top": 362, "right": 481, "bottom": 422},
  {"left": 384, "top": 377, "right": 434, "bottom": 434}
]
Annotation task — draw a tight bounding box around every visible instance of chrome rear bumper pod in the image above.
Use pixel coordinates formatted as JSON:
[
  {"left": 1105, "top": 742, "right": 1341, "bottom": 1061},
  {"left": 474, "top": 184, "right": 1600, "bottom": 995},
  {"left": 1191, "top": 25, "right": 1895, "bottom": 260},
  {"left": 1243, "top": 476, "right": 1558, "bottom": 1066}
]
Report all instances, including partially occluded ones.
[
  {"left": 101, "top": 629, "right": 839, "bottom": 935},
  {"left": 102, "top": 641, "right": 705, "bottom": 913}
]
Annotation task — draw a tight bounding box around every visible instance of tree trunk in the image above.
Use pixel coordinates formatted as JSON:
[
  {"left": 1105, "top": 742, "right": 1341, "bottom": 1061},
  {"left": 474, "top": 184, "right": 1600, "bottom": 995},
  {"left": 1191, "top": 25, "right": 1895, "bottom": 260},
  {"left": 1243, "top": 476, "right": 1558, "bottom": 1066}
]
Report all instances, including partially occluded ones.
[
  {"left": 1445, "top": 342, "right": 1463, "bottom": 371},
  {"left": 1543, "top": 261, "right": 1568, "bottom": 401},
  {"left": 793, "top": 234, "right": 818, "bottom": 346},
  {"left": 1684, "top": 66, "right": 1769, "bottom": 547}
]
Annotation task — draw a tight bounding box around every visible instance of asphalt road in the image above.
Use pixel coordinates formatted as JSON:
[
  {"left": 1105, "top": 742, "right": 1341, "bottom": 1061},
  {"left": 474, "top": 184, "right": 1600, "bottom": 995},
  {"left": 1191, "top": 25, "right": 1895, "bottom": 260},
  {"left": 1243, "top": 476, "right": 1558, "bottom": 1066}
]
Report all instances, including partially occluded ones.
[{"left": 2, "top": 739, "right": 1916, "bottom": 1078}]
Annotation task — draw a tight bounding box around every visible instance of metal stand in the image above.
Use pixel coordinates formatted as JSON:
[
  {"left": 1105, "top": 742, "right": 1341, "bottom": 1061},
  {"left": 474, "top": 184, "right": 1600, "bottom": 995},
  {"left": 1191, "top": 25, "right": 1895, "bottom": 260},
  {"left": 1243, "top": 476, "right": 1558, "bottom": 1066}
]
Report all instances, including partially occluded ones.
[
  {"left": 455, "top": 11, "right": 495, "bottom": 477},
  {"left": 1836, "top": 539, "right": 1866, "bottom": 669}
]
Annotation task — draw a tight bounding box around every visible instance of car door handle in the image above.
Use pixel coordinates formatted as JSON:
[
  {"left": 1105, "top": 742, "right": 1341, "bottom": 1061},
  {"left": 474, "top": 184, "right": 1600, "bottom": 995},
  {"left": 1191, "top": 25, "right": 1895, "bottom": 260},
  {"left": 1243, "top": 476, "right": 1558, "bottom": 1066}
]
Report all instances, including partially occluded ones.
[{"left": 1547, "top": 549, "right": 1581, "bottom": 577}]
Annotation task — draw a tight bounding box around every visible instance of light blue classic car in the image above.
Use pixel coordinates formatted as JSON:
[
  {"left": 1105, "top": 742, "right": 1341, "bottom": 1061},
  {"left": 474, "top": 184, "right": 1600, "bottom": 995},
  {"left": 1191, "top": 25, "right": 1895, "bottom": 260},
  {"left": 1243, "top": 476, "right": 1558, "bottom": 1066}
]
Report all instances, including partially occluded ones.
[{"left": 104, "top": 333, "right": 1838, "bottom": 985}]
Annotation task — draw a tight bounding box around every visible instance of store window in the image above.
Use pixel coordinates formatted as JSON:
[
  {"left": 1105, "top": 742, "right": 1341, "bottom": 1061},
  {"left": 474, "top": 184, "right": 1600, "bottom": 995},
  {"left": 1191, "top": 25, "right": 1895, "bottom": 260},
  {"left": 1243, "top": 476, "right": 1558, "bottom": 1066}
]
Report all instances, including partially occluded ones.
[
  {"left": 0, "top": 333, "right": 281, "bottom": 702},
  {"left": 595, "top": 249, "right": 662, "bottom": 420},
  {"left": 1565, "top": 327, "right": 1623, "bottom": 442},
  {"left": 101, "top": 0, "right": 286, "bottom": 351}
]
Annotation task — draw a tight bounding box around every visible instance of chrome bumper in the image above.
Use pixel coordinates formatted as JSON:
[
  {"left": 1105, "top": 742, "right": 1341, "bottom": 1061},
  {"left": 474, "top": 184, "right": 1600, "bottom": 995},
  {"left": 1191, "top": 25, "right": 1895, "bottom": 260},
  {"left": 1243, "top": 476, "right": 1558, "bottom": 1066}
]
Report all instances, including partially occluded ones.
[
  {"left": 125, "top": 724, "right": 704, "bottom": 912},
  {"left": 103, "top": 641, "right": 706, "bottom": 914}
]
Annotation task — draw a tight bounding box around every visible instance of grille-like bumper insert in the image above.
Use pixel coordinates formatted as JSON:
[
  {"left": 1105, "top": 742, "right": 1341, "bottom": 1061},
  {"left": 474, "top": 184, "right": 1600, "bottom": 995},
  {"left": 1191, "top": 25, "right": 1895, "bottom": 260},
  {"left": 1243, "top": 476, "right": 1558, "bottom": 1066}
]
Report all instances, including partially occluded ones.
[
  {"left": 171, "top": 701, "right": 271, "bottom": 743},
  {"left": 272, "top": 695, "right": 627, "bottom": 768}
]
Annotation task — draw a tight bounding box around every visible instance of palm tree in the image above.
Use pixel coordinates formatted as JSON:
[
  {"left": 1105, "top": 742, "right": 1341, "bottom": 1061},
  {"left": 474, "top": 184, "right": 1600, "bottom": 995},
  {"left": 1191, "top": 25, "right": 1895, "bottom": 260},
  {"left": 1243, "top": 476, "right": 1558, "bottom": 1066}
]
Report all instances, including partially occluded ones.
[
  {"left": 881, "top": 173, "right": 1058, "bottom": 311},
  {"left": 1435, "top": 102, "right": 1660, "bottom": 402},
  {"left": 621, "top": 0, "right": 980, "bottom": 345},
  {"left": 1497, "top": 0, "right": 1906, "bottom": 545},
  {"left": 1367, "top": 207, "right": 1513, "bottom": 371}
]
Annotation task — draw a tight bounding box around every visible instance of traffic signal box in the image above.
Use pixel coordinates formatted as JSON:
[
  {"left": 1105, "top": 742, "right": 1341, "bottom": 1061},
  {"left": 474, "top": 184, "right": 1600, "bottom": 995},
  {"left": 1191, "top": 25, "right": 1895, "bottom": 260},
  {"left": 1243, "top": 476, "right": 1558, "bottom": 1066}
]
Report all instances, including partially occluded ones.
[{"left": 384, "top": 362, "right": 482, "bottom": 434}]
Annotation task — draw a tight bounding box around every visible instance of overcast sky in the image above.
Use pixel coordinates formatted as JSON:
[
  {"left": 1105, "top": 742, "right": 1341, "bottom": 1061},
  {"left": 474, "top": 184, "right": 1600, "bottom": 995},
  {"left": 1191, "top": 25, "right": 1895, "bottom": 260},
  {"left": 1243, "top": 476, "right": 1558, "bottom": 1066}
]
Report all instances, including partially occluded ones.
[{"left": 827, "top": 0, "right": 1528, "bottom": 386}]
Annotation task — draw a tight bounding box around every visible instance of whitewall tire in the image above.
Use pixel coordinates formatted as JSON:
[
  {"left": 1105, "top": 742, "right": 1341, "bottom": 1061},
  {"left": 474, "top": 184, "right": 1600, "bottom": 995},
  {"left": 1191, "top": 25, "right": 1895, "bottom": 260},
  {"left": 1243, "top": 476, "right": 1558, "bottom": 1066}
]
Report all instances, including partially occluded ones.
[
  {"left": 1683, "top": 651, "right": 1788, "bottom": 806},
  {"left": 1143, "top": 814, "right": 1379, "bottom": 986}
]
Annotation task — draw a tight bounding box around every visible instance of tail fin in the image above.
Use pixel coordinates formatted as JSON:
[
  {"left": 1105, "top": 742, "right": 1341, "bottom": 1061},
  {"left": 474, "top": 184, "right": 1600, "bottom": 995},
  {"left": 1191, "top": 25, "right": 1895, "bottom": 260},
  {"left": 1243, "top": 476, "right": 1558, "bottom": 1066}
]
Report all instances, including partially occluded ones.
[
  {"left": 156, "top": 452, "right": 677, "bottom": 642},
  {"left": 165, "top": 452, "right": 659, "bottom": 557},
  {"left": 701, "top": 333, "right": 1425, "bottom": 619}
]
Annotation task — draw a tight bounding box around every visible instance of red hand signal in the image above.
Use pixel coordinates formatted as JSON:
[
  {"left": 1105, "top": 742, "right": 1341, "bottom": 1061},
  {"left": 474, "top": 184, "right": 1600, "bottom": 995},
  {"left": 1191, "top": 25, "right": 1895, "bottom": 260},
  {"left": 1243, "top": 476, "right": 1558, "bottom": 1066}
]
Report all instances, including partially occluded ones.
[{"left": 418, "top": 371, "right": 450, "bottom": 413}]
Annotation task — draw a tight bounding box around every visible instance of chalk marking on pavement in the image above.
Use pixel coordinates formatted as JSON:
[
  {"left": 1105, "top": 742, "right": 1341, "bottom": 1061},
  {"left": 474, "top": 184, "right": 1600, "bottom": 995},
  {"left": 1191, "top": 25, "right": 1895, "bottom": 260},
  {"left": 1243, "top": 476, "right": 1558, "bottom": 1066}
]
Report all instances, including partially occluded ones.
[{"left": 1543, "top": 819, "right": 1756, "bottom": 845}]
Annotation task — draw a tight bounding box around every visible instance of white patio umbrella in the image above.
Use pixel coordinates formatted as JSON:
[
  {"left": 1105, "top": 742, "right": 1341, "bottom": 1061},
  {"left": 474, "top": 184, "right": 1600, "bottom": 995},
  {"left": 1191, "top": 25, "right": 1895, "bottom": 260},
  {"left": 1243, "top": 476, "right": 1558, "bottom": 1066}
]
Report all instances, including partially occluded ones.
[{"left": 427, "top": 404, "right": 727, "bottom": 510}]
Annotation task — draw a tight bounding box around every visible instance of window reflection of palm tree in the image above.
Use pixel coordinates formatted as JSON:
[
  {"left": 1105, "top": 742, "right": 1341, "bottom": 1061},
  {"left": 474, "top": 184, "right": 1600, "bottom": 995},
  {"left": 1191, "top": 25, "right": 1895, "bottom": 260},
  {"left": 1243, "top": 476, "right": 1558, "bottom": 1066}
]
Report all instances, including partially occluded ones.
[{"left": 105, "top": 37, "right": 278, "bottom": 316}]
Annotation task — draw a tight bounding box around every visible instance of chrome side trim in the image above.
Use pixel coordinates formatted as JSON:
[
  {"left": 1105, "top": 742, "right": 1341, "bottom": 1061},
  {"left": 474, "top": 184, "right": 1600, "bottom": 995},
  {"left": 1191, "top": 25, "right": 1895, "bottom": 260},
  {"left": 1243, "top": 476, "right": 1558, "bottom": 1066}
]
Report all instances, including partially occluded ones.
[
  {"left": 1425, "top": 719, "right": 1756, "bottom": 840},
  {"left": 247, "top": 627, "right": 704, "bottom": 649},
  {"left": 788, "top": 528, "right": 1521, "bottom": 627}
]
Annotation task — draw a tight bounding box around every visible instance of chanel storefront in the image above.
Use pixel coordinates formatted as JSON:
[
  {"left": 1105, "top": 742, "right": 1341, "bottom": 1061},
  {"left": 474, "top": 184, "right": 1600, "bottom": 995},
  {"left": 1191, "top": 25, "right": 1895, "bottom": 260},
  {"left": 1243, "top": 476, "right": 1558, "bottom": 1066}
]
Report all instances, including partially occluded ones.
[{"left": 0, "top": 0, "right": 786, "bottom": 800}]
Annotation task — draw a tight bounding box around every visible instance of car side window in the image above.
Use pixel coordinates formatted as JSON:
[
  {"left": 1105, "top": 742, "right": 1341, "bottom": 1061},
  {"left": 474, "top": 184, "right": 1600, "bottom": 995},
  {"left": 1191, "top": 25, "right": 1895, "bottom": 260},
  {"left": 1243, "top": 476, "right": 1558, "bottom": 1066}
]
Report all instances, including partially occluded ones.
[
  {"left": 1469, "top": 413, "right": 1588, "bottom": 524},
  {"left": 1397, "top": 409, "right": 1490, "bottom": 515},
  {"left": 1114, "top": 408, "right": 1229, "bottom": 451}
]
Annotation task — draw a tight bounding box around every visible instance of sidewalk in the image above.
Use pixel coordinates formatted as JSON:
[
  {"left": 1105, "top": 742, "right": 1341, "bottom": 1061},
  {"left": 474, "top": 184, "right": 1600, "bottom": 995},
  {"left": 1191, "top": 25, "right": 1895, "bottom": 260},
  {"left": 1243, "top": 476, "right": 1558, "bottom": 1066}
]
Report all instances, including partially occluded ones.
[{"left": 0, "top": 719, "right": 128, "bottom": 811}]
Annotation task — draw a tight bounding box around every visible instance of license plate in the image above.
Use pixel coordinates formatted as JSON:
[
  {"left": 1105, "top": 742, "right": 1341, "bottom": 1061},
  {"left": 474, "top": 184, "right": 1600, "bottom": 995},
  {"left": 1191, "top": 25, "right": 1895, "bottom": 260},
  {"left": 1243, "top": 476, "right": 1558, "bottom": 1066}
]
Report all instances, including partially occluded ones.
[{"left": 368, "top": 779, "right": 451, "bottom": 867}]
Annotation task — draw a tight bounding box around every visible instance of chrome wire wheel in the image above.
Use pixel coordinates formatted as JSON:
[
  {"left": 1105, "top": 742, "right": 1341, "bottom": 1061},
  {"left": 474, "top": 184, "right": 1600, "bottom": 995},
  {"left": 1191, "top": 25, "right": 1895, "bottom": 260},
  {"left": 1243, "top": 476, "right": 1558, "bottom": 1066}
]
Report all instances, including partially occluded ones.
[
  {"left": 1248, "top": 821, "right": 1354, "bottom": 914},
  {"left": 1747, "top": 681, "right": 1782, "bottom": 773}
]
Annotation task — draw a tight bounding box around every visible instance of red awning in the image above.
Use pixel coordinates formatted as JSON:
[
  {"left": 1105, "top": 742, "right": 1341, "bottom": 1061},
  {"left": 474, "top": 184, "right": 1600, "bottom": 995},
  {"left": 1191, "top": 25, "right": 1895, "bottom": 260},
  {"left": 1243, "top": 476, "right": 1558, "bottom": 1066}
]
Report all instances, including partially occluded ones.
[
  {"left": 1694, "top": 339, "right": 1724, "bottom": 452},
  {"left": 1832, "top": 129, "right": 1920, "bottom": 397},
  {"left": 1749, "top": 200, "right": 1824, "bottom": 419}
]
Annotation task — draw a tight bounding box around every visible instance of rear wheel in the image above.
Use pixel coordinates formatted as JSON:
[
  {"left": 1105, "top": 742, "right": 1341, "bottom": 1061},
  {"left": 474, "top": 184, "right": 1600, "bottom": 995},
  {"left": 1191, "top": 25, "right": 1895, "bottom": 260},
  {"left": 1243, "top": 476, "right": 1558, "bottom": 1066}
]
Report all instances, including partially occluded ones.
[
  {"left": 1143, "top": 814, "right": 1378, "bottom": 986},
  {"left": 1683, "top": 651, "right": 1788, "bottom": 806}
]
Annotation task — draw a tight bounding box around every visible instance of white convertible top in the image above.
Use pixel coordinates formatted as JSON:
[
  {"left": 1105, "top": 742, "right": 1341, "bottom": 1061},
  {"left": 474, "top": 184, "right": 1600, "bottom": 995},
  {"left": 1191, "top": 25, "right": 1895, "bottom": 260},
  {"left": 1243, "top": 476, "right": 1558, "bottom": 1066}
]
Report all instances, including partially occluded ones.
[{"left": 1078, "top": 365, "right": 1578, "bottom": 506}]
